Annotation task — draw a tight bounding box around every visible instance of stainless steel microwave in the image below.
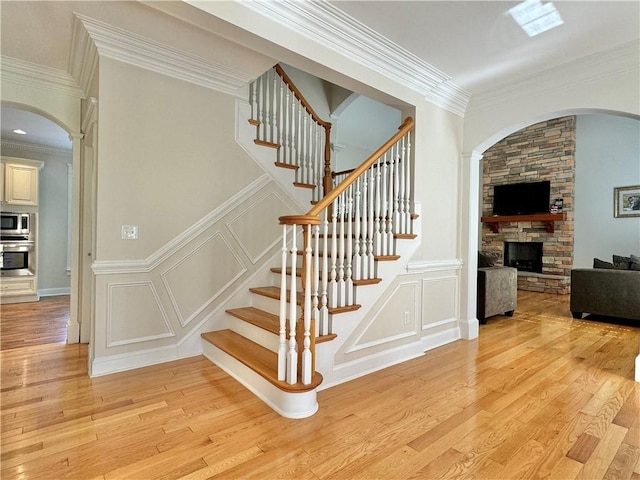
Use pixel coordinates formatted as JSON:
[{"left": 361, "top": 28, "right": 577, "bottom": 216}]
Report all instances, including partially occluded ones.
[{"left": 0, "top": 212, "right": 31, "bottom": 237}]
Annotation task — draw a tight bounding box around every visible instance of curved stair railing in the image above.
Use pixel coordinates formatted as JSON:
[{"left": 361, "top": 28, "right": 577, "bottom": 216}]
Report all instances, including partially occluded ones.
[
  {"left": 278, "top": 117, "right": 415, "bottom": 385},
  {"left": 249, "top": 64, "right": 333, "bottom": 203}
]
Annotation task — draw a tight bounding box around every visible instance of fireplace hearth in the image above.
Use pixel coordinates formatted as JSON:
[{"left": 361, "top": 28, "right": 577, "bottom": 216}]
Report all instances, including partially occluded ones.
[{"left": 504, "top": 242, "right": 543, "bottom": 273}]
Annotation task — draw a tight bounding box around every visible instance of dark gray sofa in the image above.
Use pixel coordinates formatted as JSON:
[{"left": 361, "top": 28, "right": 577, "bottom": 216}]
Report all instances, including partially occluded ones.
[{"left": 570, "top": 268, "right": 640, "bottom": 321}]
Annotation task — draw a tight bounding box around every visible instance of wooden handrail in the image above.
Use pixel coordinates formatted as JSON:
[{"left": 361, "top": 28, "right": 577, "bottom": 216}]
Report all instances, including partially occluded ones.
[
  {"left": 274, "top": 64, "right": 332, "bottom": 129},
  {"left": 307, "top": 117, "right": 414, "bottom": 217},
  {"left": 273, "top": 64, "right": 333, "bottom": 198}
]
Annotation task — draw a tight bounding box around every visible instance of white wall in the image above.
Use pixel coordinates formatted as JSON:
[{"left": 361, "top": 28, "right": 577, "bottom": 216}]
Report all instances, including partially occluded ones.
[{"left": 574, "top": 114, "right": 640, "bottom": 267}]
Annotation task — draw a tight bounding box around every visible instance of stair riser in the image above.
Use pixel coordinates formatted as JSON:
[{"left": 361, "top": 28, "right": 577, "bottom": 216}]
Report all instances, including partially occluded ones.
[
  {"left": 252, "top": 293, "right": 303, "bottom": 319},
  {"left": 202, "top": 341, "right": 318, "bottom": 419},
  {"left": 229, "top": 317, "right": 279, "bottom": 353}
]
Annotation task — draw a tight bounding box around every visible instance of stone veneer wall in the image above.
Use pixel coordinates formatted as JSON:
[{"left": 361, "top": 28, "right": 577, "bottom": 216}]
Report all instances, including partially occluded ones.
[{"left": 481, "top": 116, "right": 575, "bottom": 294}]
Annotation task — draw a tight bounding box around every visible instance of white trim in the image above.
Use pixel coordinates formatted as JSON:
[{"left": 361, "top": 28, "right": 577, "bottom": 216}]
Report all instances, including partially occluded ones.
[
  {"left": 406, "top": 258, "right": 463, "bottom": 273},
  {"left": 92, "top": 174, "right": 271, "bottom": 275},
  {"left": 0, "top": 140, "right": 72, "bottom": 157},
  {"left": 90, "top": 345, "right": 199, "bottom": 377},
  {"left": 69, "top": 14, "right": 99, "bottom": 96},
  {"left": 106, "top": 281, "right": 175, "bottom": 347},
  {"left": 37, "top": 287, "right": 71, "bottom": 297},
  {"left": 161, "top": 232, "right": 247, "bottom": 327},
  {"left": 422, "top": 317, "right": 457, "bottom": 331},
  {"left": 223, "top": 0, "right": 470, "bottom": 116},
  {"left": 420, "top": 326, "right": 461, "bottom": 352},
  {"left": 0, "top": 55, "right": 85, "bottom": 99},
  {"left": 73, "top": 13, "right": 255, "bottom": 96}
]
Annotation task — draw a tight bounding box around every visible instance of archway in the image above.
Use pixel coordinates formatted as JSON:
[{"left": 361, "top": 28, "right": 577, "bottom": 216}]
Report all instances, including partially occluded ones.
[
  {"left": 460, "top": 108, "right": 640, "bottom": 343},
  {"left": 1, "top": 100, "right": 88, "bottom": 346}
]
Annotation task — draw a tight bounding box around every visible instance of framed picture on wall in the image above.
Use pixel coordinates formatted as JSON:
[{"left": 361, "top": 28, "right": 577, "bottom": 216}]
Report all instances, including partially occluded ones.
[{"left": 614, "top": 185, "right": 640, "bottom": 218}]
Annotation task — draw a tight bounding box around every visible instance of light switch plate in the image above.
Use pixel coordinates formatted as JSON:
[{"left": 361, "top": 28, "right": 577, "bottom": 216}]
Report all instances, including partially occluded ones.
[{"left": 122, "top": 225, "right": 138, "bottom": 240}]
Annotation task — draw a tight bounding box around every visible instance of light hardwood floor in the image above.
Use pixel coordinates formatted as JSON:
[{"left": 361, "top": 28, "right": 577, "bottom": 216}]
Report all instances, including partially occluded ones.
[{"left": 1, "top": 292, "right": 639, "bottom": 479}]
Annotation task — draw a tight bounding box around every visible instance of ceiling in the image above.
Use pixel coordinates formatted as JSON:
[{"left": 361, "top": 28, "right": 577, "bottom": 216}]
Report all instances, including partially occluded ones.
[{"left": 1, "top": 0, "right": 638, "bottom": 150}]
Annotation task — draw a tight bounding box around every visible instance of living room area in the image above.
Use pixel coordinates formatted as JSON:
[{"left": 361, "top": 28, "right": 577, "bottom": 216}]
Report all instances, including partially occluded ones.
[{"left": 477, "top": 112, "right": 640, "bottom": 327}]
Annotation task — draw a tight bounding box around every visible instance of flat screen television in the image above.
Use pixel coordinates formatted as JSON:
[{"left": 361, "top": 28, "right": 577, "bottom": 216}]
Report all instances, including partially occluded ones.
[{"left": 492, "top": 181, "right": 551, "bottom": 216}]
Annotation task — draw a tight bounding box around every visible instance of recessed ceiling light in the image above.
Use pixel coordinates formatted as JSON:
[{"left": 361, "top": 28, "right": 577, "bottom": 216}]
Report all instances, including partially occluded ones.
[
  {"left": 509, "top": 0, "right": 564, "bottom": 37},
  {"left": 12, "top": 129, "right": 27, "bottom": 135}
]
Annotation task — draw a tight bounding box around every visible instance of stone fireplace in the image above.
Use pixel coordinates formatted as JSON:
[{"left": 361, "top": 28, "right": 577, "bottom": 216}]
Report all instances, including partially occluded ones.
[{"left": 481, "top": 116, "right": 575, "bottom": 295}]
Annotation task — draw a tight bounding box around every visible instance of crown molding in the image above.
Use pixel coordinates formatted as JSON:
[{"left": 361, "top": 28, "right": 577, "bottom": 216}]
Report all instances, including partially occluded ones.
[
  {"left": 1, "top": 140, "right": 72, "bottom": 158},
  {"left": 72, "top": 13, "right": 255, "bottom": 96},
  {"left": 466, "top": 40, "right": 640, "bottom": 116},
  {"left": 237, "top": 0, "right": 470, "bottom": 116},
  {"left": 69, "top": 14, "right": 100, "bottom": 96},
  {"left": 0, "top": 56, "right": 84, "bottom": 99}
]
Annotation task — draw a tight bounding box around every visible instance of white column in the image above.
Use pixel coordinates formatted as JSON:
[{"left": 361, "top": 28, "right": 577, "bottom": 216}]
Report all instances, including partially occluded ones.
[
  {"left": 459, "top": 151, "right": 483, "bottom": 340},
  {"left": 68, "top": 131, "right": 84, "bottom": 344}
]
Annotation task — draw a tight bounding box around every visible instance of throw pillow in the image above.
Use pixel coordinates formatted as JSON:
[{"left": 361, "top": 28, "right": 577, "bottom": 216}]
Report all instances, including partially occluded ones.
[
  {"left": 478, "top": 251, "right": 497, "bottom": 268},
  {"left": 593, "top": 258, "right": 616, "bottom": 269},
  {"left": 613, "top": 255, "right": 631, "bottom": 270},
  {"left": 630, "top": 254, "right": 640, "bottom": 271}
]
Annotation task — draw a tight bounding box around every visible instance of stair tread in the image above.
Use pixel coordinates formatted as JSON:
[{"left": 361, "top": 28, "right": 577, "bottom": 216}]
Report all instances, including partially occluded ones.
[
  {"left": 375, "top": 255, "right": 401, "bottom": 261},
  {"left": 251, "top": 286, "right": 361, "bottom": 314},
  {"left": 227, "top": 306, "right": 280, "bottom": 334},
  {"left": 202, "top": 330, "right": 322, "bottom": 392}
]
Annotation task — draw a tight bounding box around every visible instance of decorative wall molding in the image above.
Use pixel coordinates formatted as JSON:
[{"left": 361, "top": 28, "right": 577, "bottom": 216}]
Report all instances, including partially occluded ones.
[
  {"left": 106, "top": 281, "right": 175, "bottom": 347},
  {"left": 0, "top": 55, "right": 85, "bottom": 99},
  {"left": 91, "top": 344, "right": 190, "bottom": 377},
  {"left": 467, "top": 40, "right": 640, "bottom": 115},
  {"left": 406, "top": 258, "right": 463, "bottom": 273},
  {"left": 72, "top": 13, "right": 255, "bottom": 96},
  {"left": 0, "top": 140, "right": 72, "bottom": 158},
  {"left": 92, "top": 174, "right": 271, "bottom": 275},
  {"left": 161, "top": 231, "right": 247, "bottom": 327},
  {"left": 237, "top": 0, "right": 470, "bottom": 116}
]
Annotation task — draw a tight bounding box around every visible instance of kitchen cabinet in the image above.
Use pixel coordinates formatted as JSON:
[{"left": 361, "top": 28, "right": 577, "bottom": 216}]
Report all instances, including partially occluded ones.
[
  {"left": 3, "top": 161, "right": 40, "bottom": 206},
  {"left": 0, "top": 277, "right": 37, "bottom": 303}
]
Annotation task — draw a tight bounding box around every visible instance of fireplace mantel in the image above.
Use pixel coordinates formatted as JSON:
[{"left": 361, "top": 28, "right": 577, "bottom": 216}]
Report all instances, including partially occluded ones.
[{"left": 481, "top": 213, "right": 567, "bottom": 233}]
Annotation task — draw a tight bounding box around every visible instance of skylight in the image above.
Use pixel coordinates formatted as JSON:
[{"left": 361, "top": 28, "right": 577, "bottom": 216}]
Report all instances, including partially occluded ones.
[{"left": 509, "top": 0, "right": 564, "bottom": 37}]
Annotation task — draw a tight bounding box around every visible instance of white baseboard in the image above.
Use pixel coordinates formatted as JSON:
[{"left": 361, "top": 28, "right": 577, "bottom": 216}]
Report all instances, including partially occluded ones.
[
  {"left": 38, "top": 287, "right": 71, "bottom": 297},
  {"left": 90, "top": 345, "right": 199, "bottom": 377}
]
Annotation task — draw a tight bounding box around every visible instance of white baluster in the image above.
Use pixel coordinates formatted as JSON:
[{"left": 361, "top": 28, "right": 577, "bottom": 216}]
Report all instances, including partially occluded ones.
[
  {"left": 353, "top": 177, "right": 362, "bottom": 281},
  {"left": 385, "top": 149, "right": 394, "bottom": 254},
  {"left": 278, "top": 226, "right": 288, "bottom": 381},
  {"left": 337, "top": 189, "right": 346, "bottom": 307},
  {"left": 392, "top": 143, "right": 401, "bottom": 239},
  {"left": 277, "top": 79, "right": 284, "bottom": 162},
  {"left": 257, "top": 76, "right": 265, "bottom": 142},
  {"left": 404, "top": 133, "right": 412, "bottom": 233},
  {"left": 361, "top": 174, "right": 369, "bottom": 279},
  {"left": 380, "top": 153, "right": 389, "bottom": 256},
  {"left": 263, "top": 70, "right": 271, "bottom": 142},
  {"left": 374, "top": 158, "right": 382, "bottom": 257},
  {"left": 320, "top": 215, "right": 329, "bottom": 334},
  {"left": 330, "top": 200, "right": 338, "bottom": 309},
  {"left": 287, "top": 224, "right": 298, "bottom": 385},
  {"left": 312, "top": 224, "right": 320, "bottom": 335},
  {"left": 283, "top": 87, "right": 291, "bottom": 165},
  {"left": 271, "top": 69, "right": 278, "bottom": 144},
  {"left": 302, "top": 225, "right": 313, "bottom": 385},
  {"left": 345, "top": 184, "right": 354, "bottom": 306},
  {"left": 367, "top": 167, "right": 375, "bottom": 278},
  {"left": 250, "top": 80, "right": 257, "bottom": 123},
  {"left": 398, "top": 137, "right": 407, "bottom": 234},
  {"left": 290, "top": 100, "right": 297, "bottom": 171}
]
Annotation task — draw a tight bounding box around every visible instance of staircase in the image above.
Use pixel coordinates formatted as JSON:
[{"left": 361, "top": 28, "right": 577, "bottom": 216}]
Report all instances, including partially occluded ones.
[{"left": 201, "top": 64, "right": 417, "bottom": 418}]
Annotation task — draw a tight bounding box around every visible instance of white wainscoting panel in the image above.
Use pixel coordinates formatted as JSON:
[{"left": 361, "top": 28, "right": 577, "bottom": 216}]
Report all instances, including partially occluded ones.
[
  {"left": 161, "top": 232, "right": 246, "bottom": 327},
  {"left": 107, "top": 281, "right": 174, "bottom": 347},
  {"left": 226, "top": 189, "right": 295, "bottom": 264},
  {"left": 422, "top": 275, "right": 459, "bottom": 331}
]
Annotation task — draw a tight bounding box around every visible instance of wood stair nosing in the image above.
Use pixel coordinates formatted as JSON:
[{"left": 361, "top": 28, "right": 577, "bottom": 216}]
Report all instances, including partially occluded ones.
[
  {"left": 275, "top": 162, "right": 298, "bottom": 171},
  {"left": 374, "top": 255, "right": 401, "bottom": 261},
  {"left": 394, "top": 233, "right": 418, "bottom": 239},
  {"left": 293, "top": 182, "right": 316, "bottom": 190},
  {"left": 201, "top": 330, "right": 322, "bottom": 392},
  {"left": 254, "top": 139, "right": 280, "bottom": 149}
]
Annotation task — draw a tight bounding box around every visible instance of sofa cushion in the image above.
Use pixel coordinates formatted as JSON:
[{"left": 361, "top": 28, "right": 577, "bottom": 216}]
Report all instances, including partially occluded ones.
[
  {"left": 613, "top": 255, "right": 631, "bottom": 270},
  {"left": 478, "top": 251, "right": 499, "bottom": 268},
  {"left": 593, "top": 258, "right": 616, "bottom": 269},
  {"left": 631, "top": 254, "right": 640, "bottom": 271}
]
